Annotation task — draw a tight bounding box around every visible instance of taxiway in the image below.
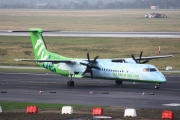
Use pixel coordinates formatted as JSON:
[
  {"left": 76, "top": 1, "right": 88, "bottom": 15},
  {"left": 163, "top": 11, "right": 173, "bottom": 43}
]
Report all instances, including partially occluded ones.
[
  {"left": 0, "top": 31, "right": 180, "bottom": 38},
  {"left": 0, "top": 72, "right": 180, "bottom": 110}
]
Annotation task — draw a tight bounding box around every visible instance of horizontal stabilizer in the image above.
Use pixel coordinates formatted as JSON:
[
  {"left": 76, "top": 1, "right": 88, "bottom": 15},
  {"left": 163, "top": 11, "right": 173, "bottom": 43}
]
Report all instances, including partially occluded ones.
[{"left": 8, "top": 28, "right": 60, "bottom": 33}]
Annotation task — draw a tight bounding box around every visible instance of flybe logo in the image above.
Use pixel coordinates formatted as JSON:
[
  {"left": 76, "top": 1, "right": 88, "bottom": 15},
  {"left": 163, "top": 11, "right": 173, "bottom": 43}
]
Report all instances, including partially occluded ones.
[
  {"left": 43, "top": 62, "right": 56, "bottom": 73},
  {"left": 35, "top": 39, "right": 48, "bottom": 59}
]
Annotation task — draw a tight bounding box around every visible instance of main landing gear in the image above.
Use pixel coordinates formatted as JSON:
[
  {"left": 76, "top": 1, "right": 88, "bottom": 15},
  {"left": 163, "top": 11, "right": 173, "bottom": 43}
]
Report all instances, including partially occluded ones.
[
  {"left": 67, "top": 74, "right": 74, "bottom": 87},
  {"left": 67, "top": 81, "right": 74, "bottom": 87},
  {"left": 115, "top": 80, "right": 123, "bottom": 85},
  {"left": 155, "top": 83, "right": 160, "bottom": 89}
]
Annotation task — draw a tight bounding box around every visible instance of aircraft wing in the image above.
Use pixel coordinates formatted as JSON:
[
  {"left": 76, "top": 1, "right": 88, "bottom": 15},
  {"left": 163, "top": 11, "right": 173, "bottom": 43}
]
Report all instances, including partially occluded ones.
[
  {"left": 112, "top": 55, "right": 173, "bottom": 63},
  {"left": 14, "top": 59, "right": 72, "bottom": 64},
  {"left": 14, "top": 59, "right": 92, "bottom": 64},
  {"left": 136, "top": 55, "right": 173, "bottom": 60},
  {"left": 15, "top": 55, "right": 173, "bottom": 63}
]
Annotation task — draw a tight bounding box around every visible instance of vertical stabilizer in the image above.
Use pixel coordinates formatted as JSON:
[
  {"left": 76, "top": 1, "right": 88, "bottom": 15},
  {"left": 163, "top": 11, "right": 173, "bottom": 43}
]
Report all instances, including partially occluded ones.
[{"left": 29, "top": 28, "right": 49, "bottom": 60}]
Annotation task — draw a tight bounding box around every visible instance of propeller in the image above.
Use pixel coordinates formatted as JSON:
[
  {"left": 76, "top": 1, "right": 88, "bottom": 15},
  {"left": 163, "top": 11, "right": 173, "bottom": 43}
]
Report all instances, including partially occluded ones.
[
  {"left": 132, "top": 51, "right": 149, "bottom": 64},
  {"left": 80, "top": 53, "right": 100, "bottom": 79}
]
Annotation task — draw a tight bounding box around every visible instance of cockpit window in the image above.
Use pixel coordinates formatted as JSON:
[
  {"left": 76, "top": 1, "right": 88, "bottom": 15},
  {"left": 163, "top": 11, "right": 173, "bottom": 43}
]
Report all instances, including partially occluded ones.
[
  {"left": 149, "top": 68, "right": 157, "bottom": 72},
  {"left": 143, "top": 68, "right": 157, "bottom": 72}
]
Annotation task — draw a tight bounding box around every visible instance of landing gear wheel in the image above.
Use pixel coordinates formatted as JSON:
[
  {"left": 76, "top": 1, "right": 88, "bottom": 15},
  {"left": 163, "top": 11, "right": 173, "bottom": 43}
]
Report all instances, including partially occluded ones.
[
  {"left": 115, "top": 80, "right": 123, "bottom": 85},
  {"left": 155, "top": 84, "right": 160, "bottom": 89},
  {"left": 67, "top": 81, "right": 74, "bottom": 87},
  {"left": 67, "top": 74, "right": 74, "bottom": 87}
]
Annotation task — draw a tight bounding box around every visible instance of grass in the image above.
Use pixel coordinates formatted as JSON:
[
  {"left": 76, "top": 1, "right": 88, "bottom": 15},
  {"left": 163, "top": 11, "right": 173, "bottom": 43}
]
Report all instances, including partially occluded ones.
[
  {"left": 0, "top": 36, "right": 179, "bottom": 70},
  {"left": 0, "top": 9, "right": 180, "bottom": 32},
  {"left": 0, "top": 101, "right": 180, "bottom": 120},
  {"left": 0, "top": 101, "right": 93, "bottom": 111},
  {"left": 0, "top": 9, "right": 179, "bottom": 70}
]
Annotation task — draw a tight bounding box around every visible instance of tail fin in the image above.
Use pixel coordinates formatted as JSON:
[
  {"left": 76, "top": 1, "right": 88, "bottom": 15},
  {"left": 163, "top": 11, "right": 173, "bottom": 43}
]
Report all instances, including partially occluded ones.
[{"left": 29, "top": 28, "right": 49, "bottom": 60}]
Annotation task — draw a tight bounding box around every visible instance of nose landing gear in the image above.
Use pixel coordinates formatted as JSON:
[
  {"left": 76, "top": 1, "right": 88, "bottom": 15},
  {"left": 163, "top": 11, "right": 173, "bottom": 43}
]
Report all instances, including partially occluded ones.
[
  {"left": 155, "top": 84, "right": 160, "bottom": 89},
  {"left": 115, "top": 80, "right": 123, "bottom": 85}
]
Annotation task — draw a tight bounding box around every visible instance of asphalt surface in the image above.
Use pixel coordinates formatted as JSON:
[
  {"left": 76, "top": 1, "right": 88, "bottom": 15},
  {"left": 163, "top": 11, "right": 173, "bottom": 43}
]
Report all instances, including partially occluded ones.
[
  {"left": 0, "top": 31, "right": 180, "bottom": 38},
  {"left": 0, "top": 72, "right": 180, "bottom": 110}
]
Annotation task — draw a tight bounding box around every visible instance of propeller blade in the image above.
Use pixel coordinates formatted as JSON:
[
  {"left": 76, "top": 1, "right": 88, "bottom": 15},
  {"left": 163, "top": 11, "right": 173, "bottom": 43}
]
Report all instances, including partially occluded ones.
[
  {"left": 80, "top": 62, "right": 87, "bottom": 66},
  {"left": 93, "top": 56, "right": 99, "bottom": 62},
  {"left": 87, "top": 52, "right": 90, "bottom": 62},
  {"left": 92, "top": 66, "right": 101, "bottom": 70},
  {"left": 82, "top": 68, "right": 88, "bottom": 76},
  {"left": 132, "top": 51, "right": 148, "bottom": 64},
  {"left": 139, "top": 51, "right": 143, "bottom": 63},
  {"left": 90, "top": 68, "right": 93, "bottom": 79},
  {"left": 132, "top": 54, "right": 137, "bottom": 63},
  {"left": 82, "top": 52, "right": 100, "bottom": 79}
]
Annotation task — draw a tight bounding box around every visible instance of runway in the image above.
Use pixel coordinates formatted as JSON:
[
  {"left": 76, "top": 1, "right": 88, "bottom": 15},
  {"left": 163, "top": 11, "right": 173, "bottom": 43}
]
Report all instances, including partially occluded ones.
[
  {"left": 0, "top": 72, "right": 180, "bottom": 110},
  {"left": 0, "top": 31, "right": 180, "bottom": 38}
]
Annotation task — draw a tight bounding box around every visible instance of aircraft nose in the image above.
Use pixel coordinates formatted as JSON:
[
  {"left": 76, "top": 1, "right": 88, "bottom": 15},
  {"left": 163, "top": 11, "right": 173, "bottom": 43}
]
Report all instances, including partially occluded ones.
[{"left": 159, "top": 72, "right": 166, "bottom": 83}]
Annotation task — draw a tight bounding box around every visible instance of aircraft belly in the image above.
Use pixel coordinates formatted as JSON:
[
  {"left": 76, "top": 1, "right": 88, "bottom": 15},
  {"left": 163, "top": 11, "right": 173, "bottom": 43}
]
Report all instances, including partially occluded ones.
[
  {"left": 58, "top": 63, "right": 71, "bottom": 72},
  {"left": 58, "top": 63, "right": 85, "bottom": 74}
]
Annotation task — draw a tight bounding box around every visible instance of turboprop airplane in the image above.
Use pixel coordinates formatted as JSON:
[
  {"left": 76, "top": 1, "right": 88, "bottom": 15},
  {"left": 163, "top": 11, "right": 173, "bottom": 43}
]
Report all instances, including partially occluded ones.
[{"left": 14, "top": 28, "right": 173, "bottom": 89}]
